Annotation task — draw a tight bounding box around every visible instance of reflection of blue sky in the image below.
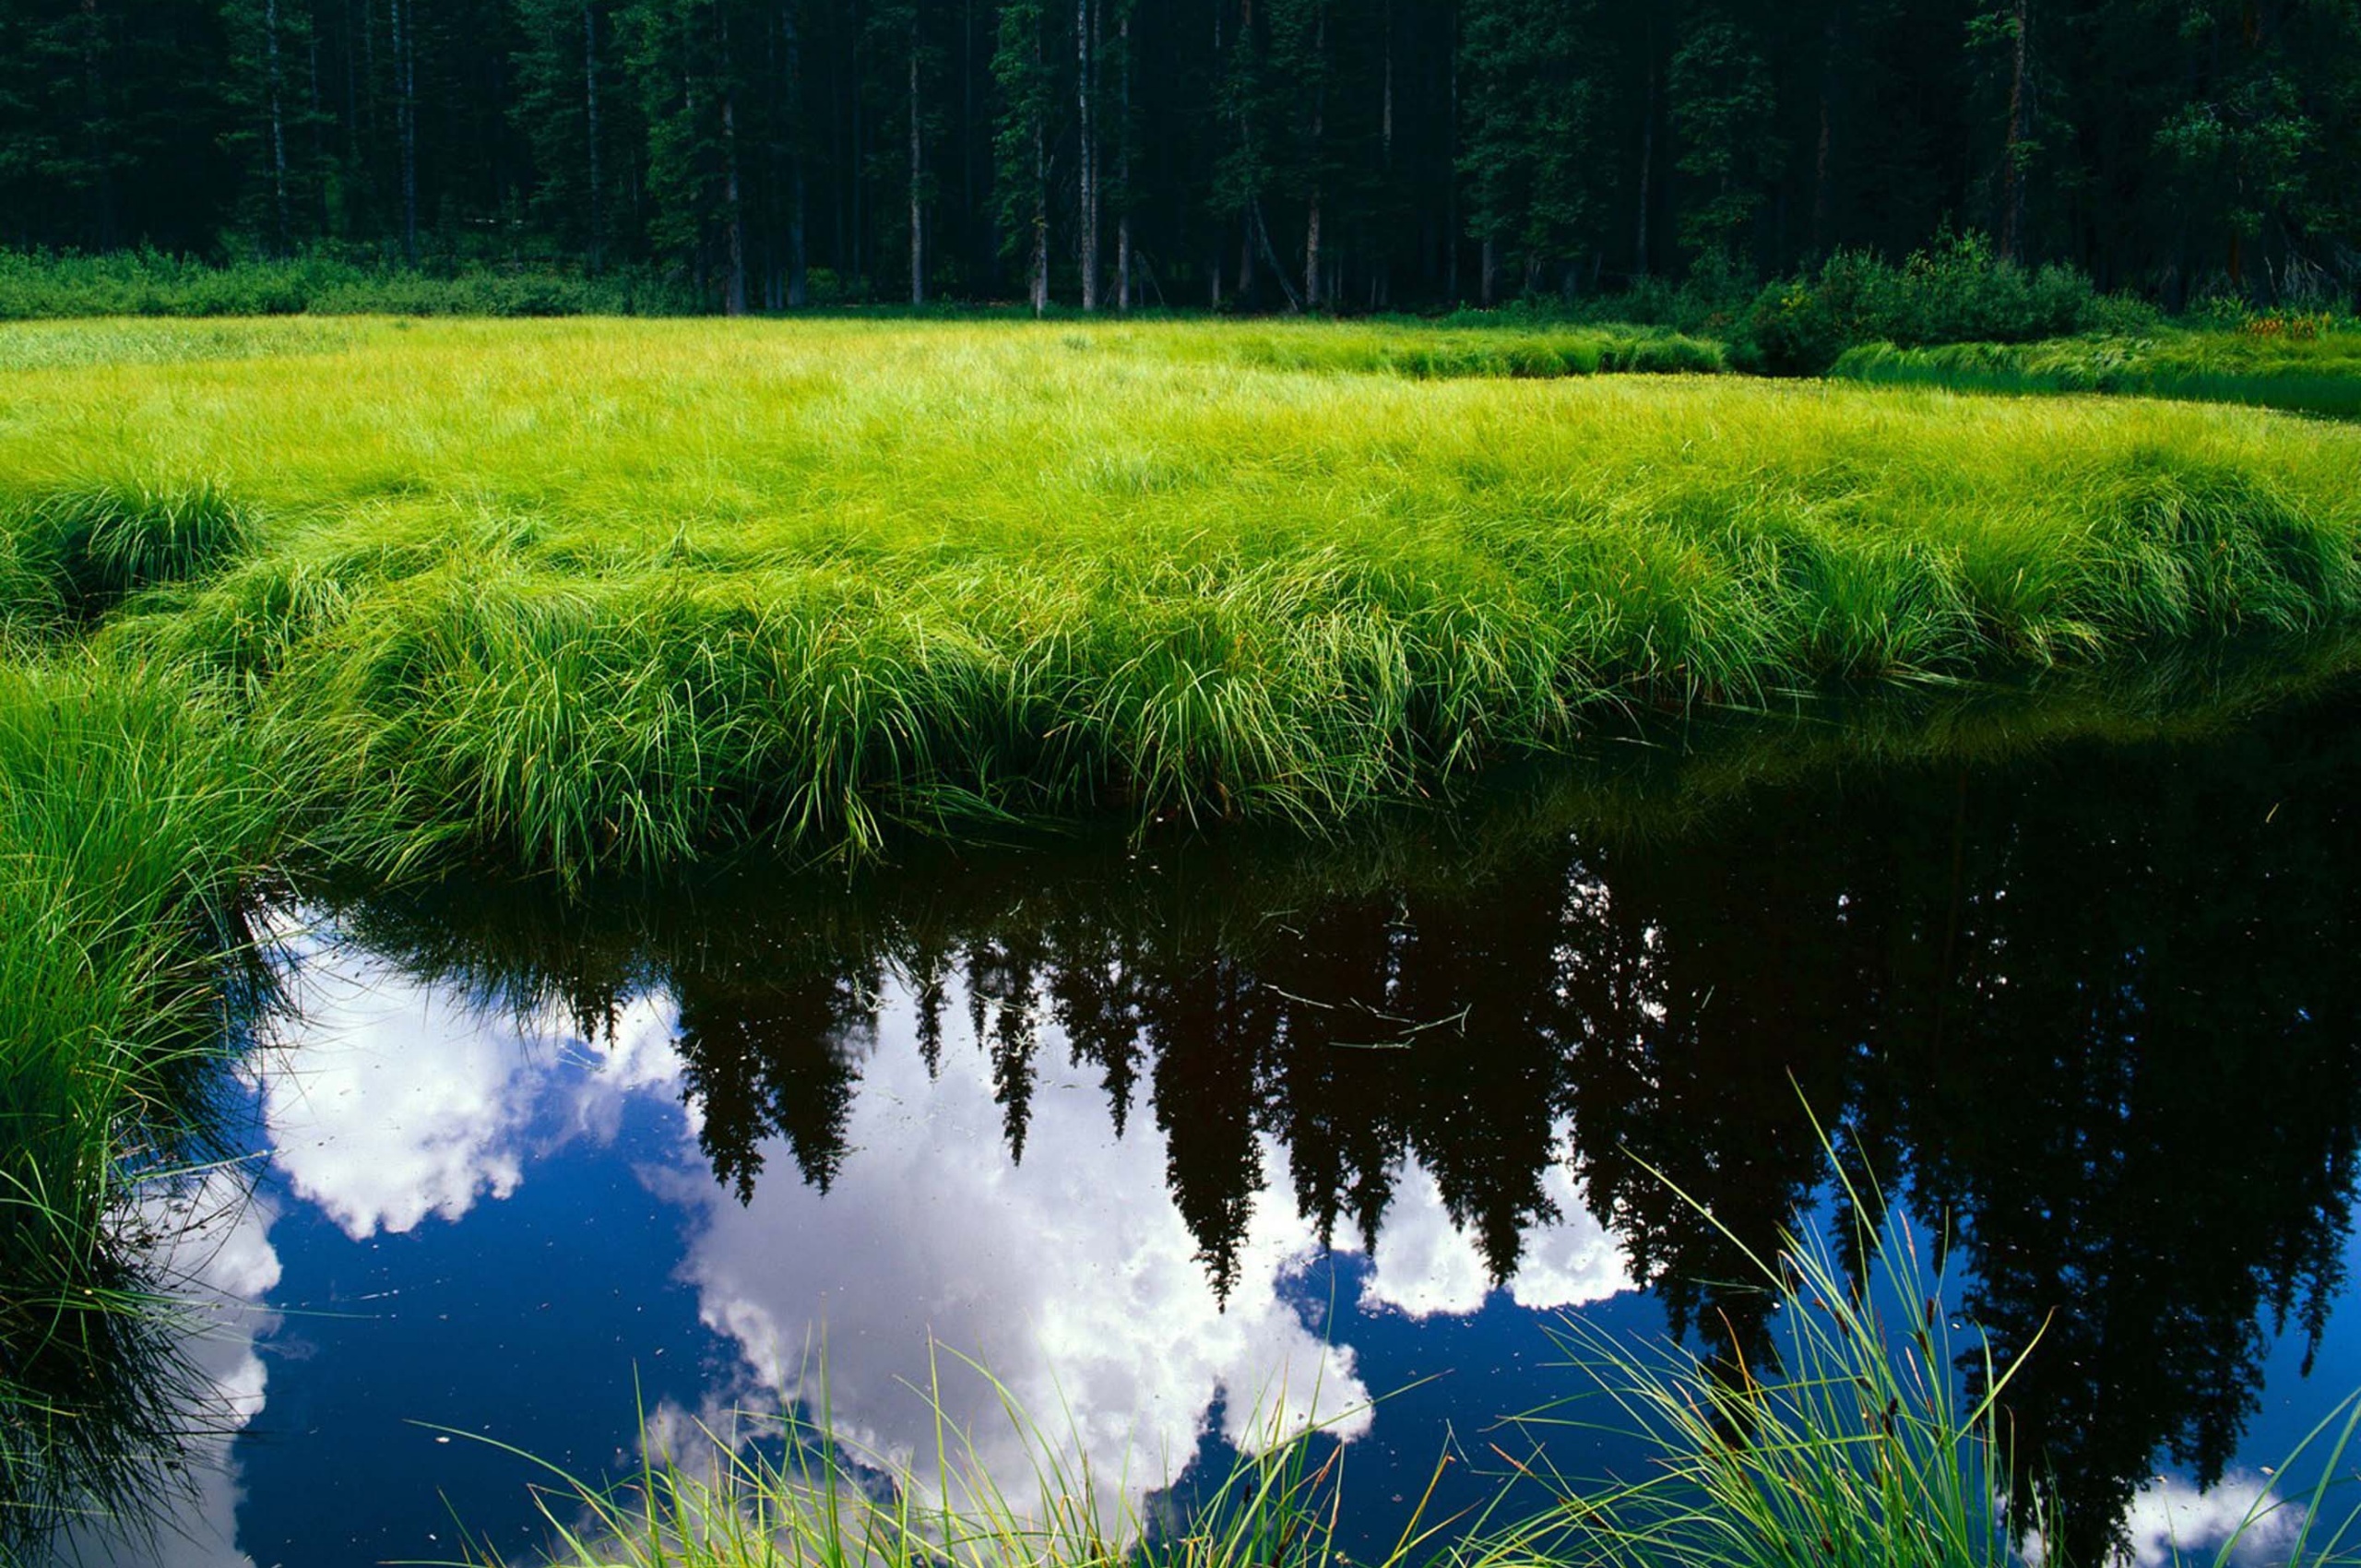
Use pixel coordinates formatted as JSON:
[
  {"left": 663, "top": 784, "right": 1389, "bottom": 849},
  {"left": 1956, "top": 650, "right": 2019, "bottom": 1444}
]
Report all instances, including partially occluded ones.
[{"left": 101, "top": 925, "right": 2361, "bottom": 1566}]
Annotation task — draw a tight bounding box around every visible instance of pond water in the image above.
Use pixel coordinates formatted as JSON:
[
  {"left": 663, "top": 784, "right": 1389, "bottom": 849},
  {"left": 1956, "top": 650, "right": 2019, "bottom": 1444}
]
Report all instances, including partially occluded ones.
[{"left": 74, "top": 675, "right": 2361, "bottom": 1568}]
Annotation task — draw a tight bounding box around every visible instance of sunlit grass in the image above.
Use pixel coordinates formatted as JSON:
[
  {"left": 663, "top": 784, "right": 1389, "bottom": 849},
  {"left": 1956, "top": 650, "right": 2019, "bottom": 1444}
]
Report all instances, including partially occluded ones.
[{"left": 0, "top": 315, "right": 2350, "bottom": 873}]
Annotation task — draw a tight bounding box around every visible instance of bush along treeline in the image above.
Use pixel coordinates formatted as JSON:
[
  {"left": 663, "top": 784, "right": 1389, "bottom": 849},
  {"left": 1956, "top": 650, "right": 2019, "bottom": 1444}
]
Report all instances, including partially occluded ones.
[{"left": 6, "top": 0, "right": 2361, "bottom": 318}]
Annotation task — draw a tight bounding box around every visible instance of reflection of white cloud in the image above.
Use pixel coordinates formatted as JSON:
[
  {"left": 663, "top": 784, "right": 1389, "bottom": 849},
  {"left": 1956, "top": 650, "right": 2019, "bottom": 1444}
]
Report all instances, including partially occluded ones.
[
  {"left": 2123, "top": 1474, "right": 2306, "bottom": 1568},
  {"left": 62, "top": 1170, "right": 281, "bottom": 1568},
  {"left": 259, "top": 939, "right": 679, "bottom": 1239},
  {"left": 245, "top": 928, "right": 1647, "bottom": 1542},
  {"left": 1359, "top": 1151, "right": 1632, "bottom": 1319},
  {"left": 657, "top": 982, "right": 1372, "bottom": 1526}
]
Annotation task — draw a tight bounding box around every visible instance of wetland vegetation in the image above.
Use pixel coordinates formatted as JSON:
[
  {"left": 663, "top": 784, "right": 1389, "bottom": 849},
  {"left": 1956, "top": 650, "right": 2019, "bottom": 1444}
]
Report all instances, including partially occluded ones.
[
  {"left": 6, "top": 308, "right": 2361, "bottom": 1562},
  {"left": 15, "top": 0, "right": 2361, "bottom": 1553},
  {"left": 11, "top": 315, "right": 2361, "bottom": 874}
]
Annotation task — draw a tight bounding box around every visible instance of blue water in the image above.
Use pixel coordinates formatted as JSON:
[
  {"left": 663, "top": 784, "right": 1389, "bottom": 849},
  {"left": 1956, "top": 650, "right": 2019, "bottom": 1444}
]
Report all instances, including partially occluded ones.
[{"left": 90, "top": 685, "right": 2361, "bottom": 1568}]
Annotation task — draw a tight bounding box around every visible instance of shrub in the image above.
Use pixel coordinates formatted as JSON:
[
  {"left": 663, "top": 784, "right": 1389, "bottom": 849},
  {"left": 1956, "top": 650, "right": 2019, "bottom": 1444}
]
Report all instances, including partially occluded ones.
[
  {"left": 0, "top": 249, "right": 701, "bottom": 320},
  {"left": 1741, "top": 233, "right": 2160, "bottom": 374}
]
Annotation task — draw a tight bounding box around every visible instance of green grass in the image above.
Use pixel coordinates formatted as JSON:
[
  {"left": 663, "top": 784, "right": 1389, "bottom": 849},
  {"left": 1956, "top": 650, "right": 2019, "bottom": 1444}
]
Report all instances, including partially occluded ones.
[
  {"left": 0, "top": 315, "right": 2350, "bottom": 873},
  {"left": 0, "top": 653, "right": 279, "bottom": 1553},
  {"left": 456, "top": 1351, "right": 1454, "bottom": 1568},
  {"left": 1831, "top": 329, "right": 2361, "bottom": 419}
]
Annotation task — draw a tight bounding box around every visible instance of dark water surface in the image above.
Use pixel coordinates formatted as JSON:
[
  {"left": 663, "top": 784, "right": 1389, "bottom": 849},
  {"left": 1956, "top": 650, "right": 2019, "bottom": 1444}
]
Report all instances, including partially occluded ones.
[{"left": 101, "top": 677, "right": 2361, "bottom": 1568}]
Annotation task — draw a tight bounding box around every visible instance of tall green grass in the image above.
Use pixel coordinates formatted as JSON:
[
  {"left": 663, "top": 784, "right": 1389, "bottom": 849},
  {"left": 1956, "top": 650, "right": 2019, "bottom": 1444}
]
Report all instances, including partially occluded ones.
[
  {"left": 0, "top": 653, "right": 279, "bottom": 1553},
  {"left": 11, "top": 315, "right": 2344, "bottom": 873},
  {"left": 1832, "top": 331, "right": 2361, "bottom": 420},
  {"left": 1169, "top": 322, "right": 1727, "bottom": 378}
]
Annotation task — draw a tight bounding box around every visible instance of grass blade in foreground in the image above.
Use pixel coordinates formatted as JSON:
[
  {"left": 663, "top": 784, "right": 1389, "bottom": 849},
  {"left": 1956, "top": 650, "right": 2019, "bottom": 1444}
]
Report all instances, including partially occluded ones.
[
  {"left": 446, "top": 1348, "right": 1470, "bottom": 1568},
  {"left": 1505, "top": 1142, "right": 2361, "bottom": 1568}
]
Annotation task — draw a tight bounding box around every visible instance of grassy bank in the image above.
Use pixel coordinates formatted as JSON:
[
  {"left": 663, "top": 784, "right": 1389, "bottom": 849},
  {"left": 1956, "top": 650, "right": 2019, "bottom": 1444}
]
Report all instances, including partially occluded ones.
[
  {"left": 0, "top": 315, "right": 2347, "bottom": 872},
  {"left": 0, "top": 655, "right": 277, "bottom": 1552},
  {"left": 1831, "top": 328, "right": 2361, "bottom": 419}
]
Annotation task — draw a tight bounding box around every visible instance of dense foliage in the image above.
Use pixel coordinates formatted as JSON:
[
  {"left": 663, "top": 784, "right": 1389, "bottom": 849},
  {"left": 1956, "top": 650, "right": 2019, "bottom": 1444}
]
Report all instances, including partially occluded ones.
[{"left": 5, "top": 0, "right": 2360, "bottom": 314}]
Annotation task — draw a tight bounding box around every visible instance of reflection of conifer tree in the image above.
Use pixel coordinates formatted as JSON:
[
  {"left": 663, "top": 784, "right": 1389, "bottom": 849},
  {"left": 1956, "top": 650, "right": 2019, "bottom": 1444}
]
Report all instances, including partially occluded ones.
[
  {"left": 1149, "top": 958, "right": 1274, "bottom": 1304},
  {"left": 902, "top": 932, "right": 955, "bottom": 1081},
  {"left": 1558, "top": 812, "right": 1882, "bottom": 1362},
  {"left": 670, "top": 958, "right": 881, "bottom": 1199},
  {"left": 1045, "top": 918, "right": 1150, "bottom": 1139},
  {"left": 1255, "top": 897, "right": 1416, "bottom": 1253},
  {"left": 1388, "top": 879, "right": 1584, "bottom": 1283},
  {"left": 1881, "top": 729, "right": 2361, "bottom": 1565},
  {"left": 967, "top": 934, "right": 1047, "bottom": 1164}
]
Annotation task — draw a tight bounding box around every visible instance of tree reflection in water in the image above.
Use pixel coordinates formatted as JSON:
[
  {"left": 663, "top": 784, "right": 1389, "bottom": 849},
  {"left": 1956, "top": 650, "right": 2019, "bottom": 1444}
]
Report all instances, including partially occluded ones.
[{"left": 304, "top": 680, "right": 2361, "bottom": 1565}]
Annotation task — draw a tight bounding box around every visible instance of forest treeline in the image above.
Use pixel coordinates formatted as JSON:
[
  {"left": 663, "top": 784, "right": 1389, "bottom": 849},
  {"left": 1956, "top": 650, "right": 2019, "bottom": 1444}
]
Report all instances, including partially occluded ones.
[{"left": 4, "top": 0, "right": 2359, "bottom": 314}]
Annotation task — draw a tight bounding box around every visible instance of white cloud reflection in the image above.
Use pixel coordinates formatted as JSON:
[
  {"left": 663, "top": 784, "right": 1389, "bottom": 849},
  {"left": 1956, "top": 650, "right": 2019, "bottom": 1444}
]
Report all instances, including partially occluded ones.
[
  {"left": 251, "top": 932, "right": 1633, "bottom": 1528},
  {"left": 649, "top": 984, "right": 1373, "bottom": 1521},
  {"left": 258, "top": 936, "right": 680, "bottom": 1240},
  {"left": 2121, "top": 1473, "right": 2308, "bottom": 1568},
  {"left": 1360, "top": 1159, "right": 1630, "bottom": 1319}
]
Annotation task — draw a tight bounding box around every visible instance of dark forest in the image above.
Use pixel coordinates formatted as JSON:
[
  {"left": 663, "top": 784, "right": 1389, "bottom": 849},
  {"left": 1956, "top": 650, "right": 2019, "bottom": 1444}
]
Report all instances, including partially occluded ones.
[{"left": 6, "top": 0, "right": 2358, "bottom": 310}]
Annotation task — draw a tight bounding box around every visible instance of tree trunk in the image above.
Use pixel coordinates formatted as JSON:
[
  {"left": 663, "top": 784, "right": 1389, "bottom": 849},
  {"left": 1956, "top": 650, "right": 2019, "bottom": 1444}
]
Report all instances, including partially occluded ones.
[
  {"left": 585, "top": 2, "right": 603, "bottom": 272},
  {"left": 1634, "top": 30, "right": 1655, "bottom": 278},
  {"left": 1379, "top": 0, "right": 1388, "bottom": 306},
  {"left": 267, "top": 0, "right": 291, "bottom": 254},
  {"left": 784, "top": 3, "right": 806, "bottom": 305},
  {"left": 1076, "top": 0, "right": 1098, "bottom": 310},
  {"left": 1302, "top": 4, "right": 1323, "bottom": 311},
  {"left": 395, "top": 0, "right": 416, "bottom": 265},
  {"left": 1810, "top": 5, "right": 1841, "bottom": 258},
  {"left": 1444, "top": 20, "right": 1459, "bottom": 302},
  {"left": 908, "top": 42, "right": 923, "bottom": 305},
  {"left": 722, "top": 6, "right": 748, "bottom": 318},
  {"left": 1030, "top": 30, "right": 1050, "bottom": 315},
  {"left": 1115, "top": 6, "right": 1131, "bottom": 312},
  {"left": 1999, "top": 0, "right": 2030, "bottom": 262},
  {"left": 77, "top": 0, "right": 115, "bottom": 248}
]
